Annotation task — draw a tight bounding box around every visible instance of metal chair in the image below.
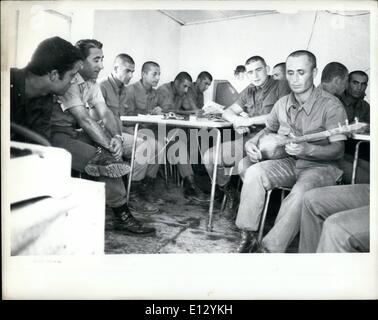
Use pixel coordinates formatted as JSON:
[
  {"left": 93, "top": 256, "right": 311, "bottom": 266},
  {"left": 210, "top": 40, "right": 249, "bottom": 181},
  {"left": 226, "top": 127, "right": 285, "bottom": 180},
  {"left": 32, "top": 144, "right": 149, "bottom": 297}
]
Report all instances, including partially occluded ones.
[
  {"left": 258, "top": 187, "right": 292, "bottom": 242},
  {"left": 169, "top": 163, "right": 182, "bottom": 186},
  {"left": 257, "top": 177, "right": 343, "bottom": 242}
]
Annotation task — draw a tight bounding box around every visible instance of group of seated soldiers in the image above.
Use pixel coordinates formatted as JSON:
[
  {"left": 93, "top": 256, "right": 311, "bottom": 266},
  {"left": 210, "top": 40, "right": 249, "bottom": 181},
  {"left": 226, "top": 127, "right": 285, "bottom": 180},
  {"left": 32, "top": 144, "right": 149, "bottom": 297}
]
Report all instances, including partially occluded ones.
[{"left": 10, "top": 36, "right": 370, "bottom": 253}]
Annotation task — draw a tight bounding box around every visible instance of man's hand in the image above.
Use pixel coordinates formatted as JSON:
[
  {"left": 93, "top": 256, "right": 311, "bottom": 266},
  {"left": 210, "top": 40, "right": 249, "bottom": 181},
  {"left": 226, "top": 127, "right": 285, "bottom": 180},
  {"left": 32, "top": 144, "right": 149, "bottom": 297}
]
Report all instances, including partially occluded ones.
[
  {"left": 109, "top": 136, "right": 123, "bottom": 161},
  {"left": 285, "top": 142, "right": 311, "bottom": 158},
  {"left": 245, "top": 139, "right": 262, "bottom": 162},
  {"left": 235, "top": 126, "right": 250, "bottom": 135},
  {"left": 151, "top": 106, "right": 163, "bottom": 115},
  {"left": 202, "top": 101, "right": 225, "bottom": 115},
  {"left": 232, "top": 117, "right": 254, "bottom": 131}
]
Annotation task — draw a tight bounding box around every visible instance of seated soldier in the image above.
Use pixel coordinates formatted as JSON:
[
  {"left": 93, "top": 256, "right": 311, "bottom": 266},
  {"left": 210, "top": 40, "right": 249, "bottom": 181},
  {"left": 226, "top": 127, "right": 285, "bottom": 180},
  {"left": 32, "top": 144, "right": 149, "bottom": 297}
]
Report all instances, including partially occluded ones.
[
  {"left": 124, "top": 61, "right": 161, "bottom": 115},
  {"left": 232, "top": 65, "right": 250, "bottom": 92},
  {"left": 121, "top": 61, "right": 167, "bottom": 204},
  {"left": 318, "top": 62, "right": 369, "bottom": 184},
  {"left": 11, "top": 36, "right": 82, "bottom": 143},
  {"left": 182, "top": 71, "right": 213, "bottom": 111},
  {"left": 271, "top": 62, "right": 286, "bottom": 81},
  {"left": 338, "top": 70, "right": 370, "bottom": 184},
  {"left": 299, "top": 184, "right": 369, "bottom": 253},
  {"left": 156, "top": 72, "right": 209, "bottom": 203},
  {"left": 236, "top": 50, "right": 347, "bottom": 253},
  {"left": 234, "top": 65, "right": 246, "bottom": 80},
  {"left": 99, "top": 54, "right": 160, "bottom": 214},
  {"left": 50, "top": 39, "right": 155, "bottom": 235},
  {"left": 156, "top": 71, "right": 192, "bottom": 113},
  {"left": 318, "top": 62, "right": 349, "bottom": 98},
  {"left": 339, "top": 70, "right": 370, "bottom": 124},
  {"left": 202, "top": 56, "right": 290, "bottom": 218}
]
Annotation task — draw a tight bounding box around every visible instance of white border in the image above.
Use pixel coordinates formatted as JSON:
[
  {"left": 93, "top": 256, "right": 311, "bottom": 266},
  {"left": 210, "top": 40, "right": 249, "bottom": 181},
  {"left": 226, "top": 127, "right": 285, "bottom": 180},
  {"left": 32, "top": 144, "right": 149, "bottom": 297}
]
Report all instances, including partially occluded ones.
[{"left": 2, "top": 0, "right": 378, "bottom": 300}]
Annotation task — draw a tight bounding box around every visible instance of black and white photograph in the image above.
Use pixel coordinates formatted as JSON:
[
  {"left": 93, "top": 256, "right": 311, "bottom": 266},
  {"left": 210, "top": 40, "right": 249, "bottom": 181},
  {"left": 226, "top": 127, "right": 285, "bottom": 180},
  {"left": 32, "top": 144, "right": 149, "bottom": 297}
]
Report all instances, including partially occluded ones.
[{"left": 2, "top": 0, "right": 377, "bottom": 300}]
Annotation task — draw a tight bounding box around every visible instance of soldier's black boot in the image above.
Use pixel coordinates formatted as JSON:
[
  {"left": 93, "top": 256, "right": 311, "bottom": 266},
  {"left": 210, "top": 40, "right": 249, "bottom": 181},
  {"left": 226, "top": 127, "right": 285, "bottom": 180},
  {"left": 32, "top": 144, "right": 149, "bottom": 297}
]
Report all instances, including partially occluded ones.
[
  {"left": 237, "top": 230, "right": 259, "bottom": 253},
  {"left": 183, "top": 176, "right": 209, "bottom": 203},
  {"left": 112, "top": 203, "right": 156, "bottom": 234}
]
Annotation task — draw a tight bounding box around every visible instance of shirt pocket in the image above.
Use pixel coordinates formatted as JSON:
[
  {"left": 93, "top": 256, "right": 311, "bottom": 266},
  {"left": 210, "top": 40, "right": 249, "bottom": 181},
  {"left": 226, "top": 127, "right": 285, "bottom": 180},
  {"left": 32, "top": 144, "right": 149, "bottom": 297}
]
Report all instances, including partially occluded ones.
[{"left": 302, "top": 117, "right": 325, "bottom": 135}]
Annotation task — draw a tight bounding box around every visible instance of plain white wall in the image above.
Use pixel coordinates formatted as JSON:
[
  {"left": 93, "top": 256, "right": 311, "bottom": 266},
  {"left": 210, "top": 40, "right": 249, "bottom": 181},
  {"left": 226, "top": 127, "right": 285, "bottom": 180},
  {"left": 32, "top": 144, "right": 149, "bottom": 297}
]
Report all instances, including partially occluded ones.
[
  {"left": 71, "top": 9, "right": 94, "bottom": 42},
  {"left": 179, "top": 11, "right": 370, "bottom": 102},
  {"left": 7, "top": 2, "right": 94, "bottom": 68},
  {"left": 8, "top": 8, "right": 371, "bottom": 102},
  {"left": 93, "top": 10, "right": 181, "bottom": 85},
  {"left": 11, "top": 7, "right": 72, "bottom": 68}
]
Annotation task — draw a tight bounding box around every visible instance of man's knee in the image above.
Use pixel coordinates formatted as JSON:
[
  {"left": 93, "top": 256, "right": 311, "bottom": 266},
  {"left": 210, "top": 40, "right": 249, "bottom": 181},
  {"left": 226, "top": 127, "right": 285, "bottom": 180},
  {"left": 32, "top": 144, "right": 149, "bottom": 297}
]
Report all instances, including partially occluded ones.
[
  {"left": 51, "top": 132, "right": 96, "bottom": 171},
  {"left": 130, "top": 137, "right": 145, "bottom": 149},
  {"left": 321, "top": 215, "right": 344, "bottom": 243},
  {"left": 302, "top": 188, "right": 320, "bottom": 207},
  {"left": 301, "top": 189, "right": 327, "bottom": 228},
  {"left": 290, "top": 178, "right": 327, "bottom": 200},
  {"left": 302, "top": 188, "right": 325, "bottom": 211},
  {"left": 237, "top": 157, "right": 252, "bottom": 177},
  {"left": 243, "top": 164, "right": 264, "bottom": 184}
]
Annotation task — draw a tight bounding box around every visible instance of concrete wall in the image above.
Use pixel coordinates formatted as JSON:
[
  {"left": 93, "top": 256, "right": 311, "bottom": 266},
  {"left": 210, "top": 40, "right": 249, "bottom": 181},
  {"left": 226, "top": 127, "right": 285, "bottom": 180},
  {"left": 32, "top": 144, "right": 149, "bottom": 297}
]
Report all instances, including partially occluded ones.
[
  {"left": 93, "top": 10, "right": 181, "bottom": 85},
  {"left": 179, "top": 11, "right": 370, "bottom": 101}
]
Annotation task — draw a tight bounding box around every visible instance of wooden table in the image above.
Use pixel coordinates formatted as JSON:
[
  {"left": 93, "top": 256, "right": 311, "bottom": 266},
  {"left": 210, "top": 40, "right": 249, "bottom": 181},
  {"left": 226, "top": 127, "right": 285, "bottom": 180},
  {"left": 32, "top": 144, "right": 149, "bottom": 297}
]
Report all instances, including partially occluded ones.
[
  {"left": 351, "top": 133, "right": 370, "bottom": 184},
  {"left": 121, "top": 114, "right": 232, "bottom": 231}
]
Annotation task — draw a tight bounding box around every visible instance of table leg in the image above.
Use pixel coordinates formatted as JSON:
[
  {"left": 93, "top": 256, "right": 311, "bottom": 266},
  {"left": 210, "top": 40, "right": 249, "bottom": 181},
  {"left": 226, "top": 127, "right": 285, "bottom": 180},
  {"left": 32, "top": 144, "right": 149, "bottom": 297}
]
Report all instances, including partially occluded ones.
[
  {"left": 126, "top": 123, "right": 139, "bottom": 203},
  {"left": 207, "top": 128, "right": 221, "bottom": 232},
  {"left": 164, "top": 151, "right": 168, "bottom": 186}
]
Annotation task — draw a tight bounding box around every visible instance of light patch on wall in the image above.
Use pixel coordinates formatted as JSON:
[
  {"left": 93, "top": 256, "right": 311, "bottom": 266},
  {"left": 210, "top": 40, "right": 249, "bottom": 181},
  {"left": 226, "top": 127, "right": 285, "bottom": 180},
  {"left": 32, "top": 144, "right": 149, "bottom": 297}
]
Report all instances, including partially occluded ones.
[
  {"left": 15, "top": 6, "right": 71, "bottom": 68},
  {"left": 330, "top": 14, "right": 346, "bottom": 30},
  {"left": 29, "top": 5, "right": 46, "bottom": 31}
]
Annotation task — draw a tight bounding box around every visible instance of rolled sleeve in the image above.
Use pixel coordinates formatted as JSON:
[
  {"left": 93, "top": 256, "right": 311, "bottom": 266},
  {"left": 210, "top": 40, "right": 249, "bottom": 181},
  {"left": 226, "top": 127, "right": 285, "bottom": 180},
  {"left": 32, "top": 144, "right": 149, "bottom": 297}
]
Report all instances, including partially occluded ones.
[
  {"left": 265, "top": 102, "right": 280, "bottom": 132},
  {"left": 325, "top": 101, "right": 348, "bottom": 142},
  {"left": 99, "top": 83, "right": 108, "bottom": 103},
  {"left": 59, "top": 84, "right": 84, "bottom": 111},
  {"left": 89, "top": 83, "right": 106, "bottom": 106},
  {"left": 124, "top": 86, "right": 136, "bottom": 116},
  {"left": 157, "top": 89, "right": 174, "bottom": 111},
  {"left": 235, "top": 86, "right": 249, "bottom": 108}
]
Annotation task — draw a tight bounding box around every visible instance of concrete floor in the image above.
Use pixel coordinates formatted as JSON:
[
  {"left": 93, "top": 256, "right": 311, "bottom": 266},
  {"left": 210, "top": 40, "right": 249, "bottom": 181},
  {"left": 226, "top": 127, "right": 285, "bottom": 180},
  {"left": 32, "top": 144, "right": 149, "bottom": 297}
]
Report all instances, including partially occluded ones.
[{"left": 104, "top": 165, "right": 299, "bottom": 254}]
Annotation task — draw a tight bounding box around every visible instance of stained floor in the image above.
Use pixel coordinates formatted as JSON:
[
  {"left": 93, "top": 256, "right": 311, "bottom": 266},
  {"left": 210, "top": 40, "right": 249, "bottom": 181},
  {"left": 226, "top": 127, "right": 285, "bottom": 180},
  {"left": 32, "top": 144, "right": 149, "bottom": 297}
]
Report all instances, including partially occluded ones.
[{"left": 104, "top": 165, "right": 299, "bottom": 254}]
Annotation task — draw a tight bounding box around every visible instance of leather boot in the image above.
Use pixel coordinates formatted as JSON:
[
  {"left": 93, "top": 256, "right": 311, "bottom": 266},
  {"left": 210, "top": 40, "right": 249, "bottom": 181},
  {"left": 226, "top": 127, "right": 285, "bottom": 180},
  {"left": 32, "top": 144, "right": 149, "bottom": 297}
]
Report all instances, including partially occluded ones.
[
  {"left": 85, "top": 147, "right": 130, "bottom": 178},
  {"left": 128, "top": 180, "right": 159, "bottom": 214},
  {"left": 220, "top": 183, "right": 239, "bottom": 220},
  {"left": 139, "top": 177, "right": 165, "bottom": 205},
  {"left": 112, "top": 204, "right": 156, "bottom": 234},
  {"left": 128, "top": 193, "right": 159, "bottom": 214},
  {"left": 183, "top": 176, "right": 209, "bottom": 203},
  {"left": 237, "top": 230, "right": 259, "bottom": 253}
]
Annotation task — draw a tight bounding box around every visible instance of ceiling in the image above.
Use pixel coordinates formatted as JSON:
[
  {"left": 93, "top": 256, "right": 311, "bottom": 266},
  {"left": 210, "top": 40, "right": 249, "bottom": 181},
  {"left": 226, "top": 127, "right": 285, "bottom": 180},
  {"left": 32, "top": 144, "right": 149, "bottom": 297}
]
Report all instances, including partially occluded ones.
[{"left": 159, "top": 10, "right": 278, "bottom": 25}]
